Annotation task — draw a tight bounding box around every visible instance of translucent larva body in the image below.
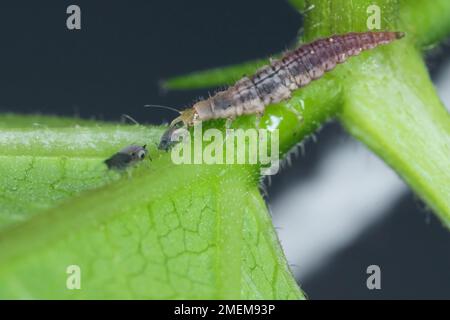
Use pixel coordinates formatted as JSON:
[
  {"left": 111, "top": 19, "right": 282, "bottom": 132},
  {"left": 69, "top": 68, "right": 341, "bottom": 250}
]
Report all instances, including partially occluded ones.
[{"left": 160, "top": 31, "right": 404, "bottom": 150}]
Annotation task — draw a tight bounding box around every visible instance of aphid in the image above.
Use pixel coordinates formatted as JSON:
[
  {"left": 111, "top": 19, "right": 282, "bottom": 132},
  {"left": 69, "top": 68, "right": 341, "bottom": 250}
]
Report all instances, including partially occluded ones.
[
  {"left": 104, "top": 144, "right": 149, "bottom": 170},
  {"left": 158, "top": 123, "right": 183, "bottom": 151},
  {"left": 144, "top": 104, "right": 186, "bottom": 151},
  {"left": 158, "top": 31, "right": 404, "bottom": 149}
]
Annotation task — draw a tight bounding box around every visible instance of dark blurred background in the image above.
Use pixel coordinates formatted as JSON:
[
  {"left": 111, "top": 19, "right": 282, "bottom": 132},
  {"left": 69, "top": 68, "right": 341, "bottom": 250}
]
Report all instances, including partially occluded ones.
[{"left": 0, "top": 0, "right": 449, "bottom": 299}]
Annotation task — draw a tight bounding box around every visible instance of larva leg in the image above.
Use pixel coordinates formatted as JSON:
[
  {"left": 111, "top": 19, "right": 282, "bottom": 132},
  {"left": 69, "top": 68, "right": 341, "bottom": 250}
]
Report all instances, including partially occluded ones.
[
  {"left": 225, "top": 118, "right": 234, "bottom": 129},
  {"left": 286, "top": 101, "right": 304, "bottom": 124},
  {"left": 254, "top": 112, "right": 264, "bottom": 129}
]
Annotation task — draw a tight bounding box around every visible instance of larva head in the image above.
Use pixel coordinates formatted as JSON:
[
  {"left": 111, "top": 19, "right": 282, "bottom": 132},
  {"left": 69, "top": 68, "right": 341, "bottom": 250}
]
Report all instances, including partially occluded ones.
[
  {"left": 159, "top": 106, "right": 200, "bottom": 150},
  {"left": 170, "top": 107, "right": 198, "bottom": 127}
]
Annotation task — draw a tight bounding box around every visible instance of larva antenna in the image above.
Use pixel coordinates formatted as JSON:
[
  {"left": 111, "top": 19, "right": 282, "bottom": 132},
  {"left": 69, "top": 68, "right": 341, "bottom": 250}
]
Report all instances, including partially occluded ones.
[
  {"left": 144, "top": 104, "right": 181, "bottom": 114},
  {"left": 121, "top": 114, "right": 140, "bottom": 125},
  {"left": 145, "top": 104, "right": 197, "bottom": 128}
]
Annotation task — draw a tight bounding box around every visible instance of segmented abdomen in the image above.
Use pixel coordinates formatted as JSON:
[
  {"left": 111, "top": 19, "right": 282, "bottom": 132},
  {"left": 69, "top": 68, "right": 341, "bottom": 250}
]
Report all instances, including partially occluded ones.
[{"left": 194, "top": 31, "right": 404, "bottom": 120}]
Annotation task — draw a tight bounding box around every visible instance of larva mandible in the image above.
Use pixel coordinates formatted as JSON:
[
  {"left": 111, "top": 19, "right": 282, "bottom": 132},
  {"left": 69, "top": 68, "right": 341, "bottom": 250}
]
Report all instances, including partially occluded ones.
[{"left": 159, "top": 31, "right": 404, "bottom": 150}]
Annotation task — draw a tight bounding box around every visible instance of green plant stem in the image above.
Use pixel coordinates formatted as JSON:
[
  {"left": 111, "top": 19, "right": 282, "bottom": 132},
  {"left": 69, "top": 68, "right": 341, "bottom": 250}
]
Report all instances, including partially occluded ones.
[
  {"left": 340, "top": 42, "right": 450, "bottom": 223},
  {"left": 301, "top": 0, "right": 450, "bottom": 222},
  {"left": 166, "top": 0, "right": 450, "bottom": 221},
  {"left": 399, "top": 0, "right": 450, "bottom": 48}
]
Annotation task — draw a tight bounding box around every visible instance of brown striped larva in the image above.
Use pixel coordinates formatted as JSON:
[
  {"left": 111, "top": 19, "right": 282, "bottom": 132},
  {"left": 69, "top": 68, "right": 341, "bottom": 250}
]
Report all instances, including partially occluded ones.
[{"left": 159, "top": 31, "right": 404, "bottom": 150}]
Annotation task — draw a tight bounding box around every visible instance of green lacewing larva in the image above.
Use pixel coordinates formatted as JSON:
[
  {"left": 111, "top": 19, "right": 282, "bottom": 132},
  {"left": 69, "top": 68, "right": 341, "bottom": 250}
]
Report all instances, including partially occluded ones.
[
  {"left": 104, "top": 144, "right": 149, "bottom": 170},
  {"left": 158, "top": 31, "right": 405, "bottom": 150}
]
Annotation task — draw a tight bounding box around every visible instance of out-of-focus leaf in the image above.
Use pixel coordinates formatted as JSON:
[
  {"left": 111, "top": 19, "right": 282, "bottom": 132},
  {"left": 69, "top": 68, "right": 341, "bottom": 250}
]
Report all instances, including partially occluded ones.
[{"left": 162, "top": 59, "right": 267, "bottom": 90}]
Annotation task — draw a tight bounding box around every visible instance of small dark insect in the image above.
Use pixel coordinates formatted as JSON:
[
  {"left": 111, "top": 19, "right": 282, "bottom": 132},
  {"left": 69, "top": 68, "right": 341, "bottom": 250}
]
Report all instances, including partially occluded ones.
[
  {"left": 158, "top": 123, "right": 183, "bottom": 151},
  {"left": 104, "top": 144, "right": 149, "bottom": 170},
  {"left": 158, "top": 31, "right": 405, "bottom": 150}
]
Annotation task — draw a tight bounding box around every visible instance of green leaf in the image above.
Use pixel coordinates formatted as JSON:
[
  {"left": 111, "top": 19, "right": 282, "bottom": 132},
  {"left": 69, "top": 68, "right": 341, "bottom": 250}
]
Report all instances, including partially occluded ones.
[
  {"left": 162, "top": 59, "right": 268, "bottom": 90},
  {"left": 0, "top": 113, "right": 101, "bottom": 128},
  {"left": 301, "top": 0, "right": 450, "bottom": 222},
  {"left": 339, "top": 42, "right": 450, "bottom": 223},
  {"left": 0, "top": 117, "right": 161, "bottom": 228},
  {"left": 287, "top": 0, "right": 305, "bottom": 12},
  {"left": 399, "top": 0, "right": 450, "bottom": 48},
  {"left": 1, "top": 0, "right": 450, "bottom": 300},
  {"left": 0, "top": 115, "right": 303, "bottom": 299}
]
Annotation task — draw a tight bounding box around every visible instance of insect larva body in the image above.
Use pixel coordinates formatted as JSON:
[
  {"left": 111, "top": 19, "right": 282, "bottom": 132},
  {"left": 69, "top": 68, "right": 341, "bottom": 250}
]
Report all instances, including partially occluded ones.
[{"left": 160, "top": 31, "right": 404, "bottom": 149}]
